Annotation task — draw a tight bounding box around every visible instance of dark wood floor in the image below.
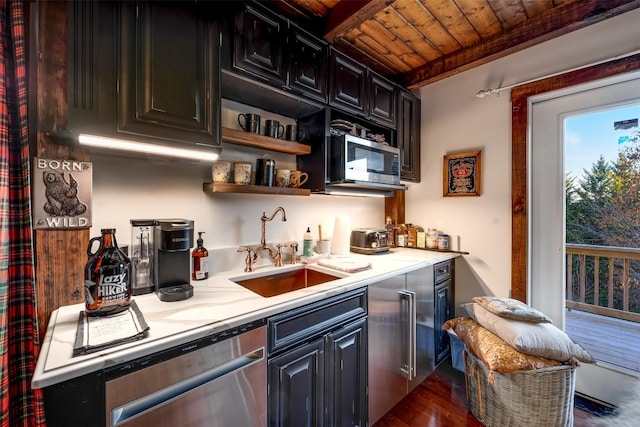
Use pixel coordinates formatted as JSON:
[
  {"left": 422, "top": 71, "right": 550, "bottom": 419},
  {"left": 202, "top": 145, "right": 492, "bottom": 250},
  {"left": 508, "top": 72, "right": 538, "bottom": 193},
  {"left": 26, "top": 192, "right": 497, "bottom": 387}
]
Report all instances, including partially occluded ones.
[{"left": 373, "top": 359, "right": 601, "bottom": 427}]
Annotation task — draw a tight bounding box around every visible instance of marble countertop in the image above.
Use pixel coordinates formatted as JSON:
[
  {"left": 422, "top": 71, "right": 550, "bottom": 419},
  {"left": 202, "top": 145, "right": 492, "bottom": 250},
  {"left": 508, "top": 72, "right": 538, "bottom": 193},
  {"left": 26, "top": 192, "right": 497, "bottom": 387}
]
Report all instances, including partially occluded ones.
[{"left": 32, "top": 248, "right": 457, "bottom": 389}]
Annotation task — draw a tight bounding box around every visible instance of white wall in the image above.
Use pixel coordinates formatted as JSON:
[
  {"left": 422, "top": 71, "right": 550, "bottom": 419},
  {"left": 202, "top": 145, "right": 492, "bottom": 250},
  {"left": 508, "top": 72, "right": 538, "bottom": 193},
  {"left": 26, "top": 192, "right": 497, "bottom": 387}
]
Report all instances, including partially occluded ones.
[
  {"left": 411, "top": 8, "right": 640, "bottom": 314},
  {"left": 90, "top": 101, "right": 382, "bottom": 272}
]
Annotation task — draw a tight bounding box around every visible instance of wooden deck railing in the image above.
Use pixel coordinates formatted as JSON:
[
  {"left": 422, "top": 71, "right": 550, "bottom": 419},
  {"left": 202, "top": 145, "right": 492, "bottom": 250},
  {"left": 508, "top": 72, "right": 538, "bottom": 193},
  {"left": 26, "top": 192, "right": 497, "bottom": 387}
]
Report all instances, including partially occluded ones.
[{"left": 566, "top": 244, "right": 640, "bottom": 323}]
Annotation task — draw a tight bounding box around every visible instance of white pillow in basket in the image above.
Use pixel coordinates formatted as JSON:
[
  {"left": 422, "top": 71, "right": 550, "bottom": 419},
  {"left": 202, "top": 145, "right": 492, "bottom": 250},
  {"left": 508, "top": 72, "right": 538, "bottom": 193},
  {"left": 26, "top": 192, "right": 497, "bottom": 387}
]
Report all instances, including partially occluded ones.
[
  {"left": 472, "top": 296, "right": 552, "bottom": 323},
  {"left": 463, "top": 302, "right": 595, "bottom": 363}
]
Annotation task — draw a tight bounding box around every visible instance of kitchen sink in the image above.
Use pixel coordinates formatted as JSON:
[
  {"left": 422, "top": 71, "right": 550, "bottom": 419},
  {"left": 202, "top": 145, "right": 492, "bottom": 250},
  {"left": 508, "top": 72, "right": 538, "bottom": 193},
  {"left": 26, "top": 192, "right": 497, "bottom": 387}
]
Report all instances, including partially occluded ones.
[{"left": 231, "top": 267, "right": 342, "bottom": 297}]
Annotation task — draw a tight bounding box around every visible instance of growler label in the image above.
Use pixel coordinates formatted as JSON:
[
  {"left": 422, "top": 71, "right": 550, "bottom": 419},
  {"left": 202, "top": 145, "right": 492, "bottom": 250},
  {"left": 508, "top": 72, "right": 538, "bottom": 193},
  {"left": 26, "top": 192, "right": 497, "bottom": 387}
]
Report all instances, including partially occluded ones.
[
  {"left": 85, "top": 265, "right": 131, "bottom": 312},
  {"left": 84, "top": 228, "right": 132, "bottom": 316}
]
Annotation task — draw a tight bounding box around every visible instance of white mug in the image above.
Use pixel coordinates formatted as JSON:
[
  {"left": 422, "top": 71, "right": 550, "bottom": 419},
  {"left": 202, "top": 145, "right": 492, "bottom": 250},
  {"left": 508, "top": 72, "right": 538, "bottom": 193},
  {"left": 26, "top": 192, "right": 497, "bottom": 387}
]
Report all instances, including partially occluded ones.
[
  {"left": 275, "top": 169, "right": 291, "bottom": 187},
  {"left": 234, "top": 162, "right": 252, "bottom": 185},
  {"left": 212, "top": 161, "right": 232, "bottom": 183}
]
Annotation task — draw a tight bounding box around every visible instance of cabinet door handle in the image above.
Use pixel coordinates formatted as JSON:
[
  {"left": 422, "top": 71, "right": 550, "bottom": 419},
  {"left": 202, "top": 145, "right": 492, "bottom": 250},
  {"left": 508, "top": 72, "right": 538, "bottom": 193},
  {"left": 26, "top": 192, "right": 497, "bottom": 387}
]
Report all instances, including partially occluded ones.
[{"left": 398, "top": 290, "right": 416, "bottom": 380}]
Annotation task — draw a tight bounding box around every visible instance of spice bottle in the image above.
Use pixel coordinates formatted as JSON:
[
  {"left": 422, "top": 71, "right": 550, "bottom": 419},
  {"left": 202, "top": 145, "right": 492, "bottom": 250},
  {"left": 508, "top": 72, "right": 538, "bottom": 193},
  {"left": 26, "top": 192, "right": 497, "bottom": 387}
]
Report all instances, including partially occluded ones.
[
  {"left": 396, "top": 224, "right": 408, "bottom": 247},
  {"left": 84, "top": 228, "right": 132, "bottom": 316},
  {"left": 407, "top": 224, "right": 423, "bottom": 248},
  {"left": 192, "top": 232, "right": 209, "bottom": 280},
  {"left": 385, "top": 216, "right": 396, "bottom": 247}
]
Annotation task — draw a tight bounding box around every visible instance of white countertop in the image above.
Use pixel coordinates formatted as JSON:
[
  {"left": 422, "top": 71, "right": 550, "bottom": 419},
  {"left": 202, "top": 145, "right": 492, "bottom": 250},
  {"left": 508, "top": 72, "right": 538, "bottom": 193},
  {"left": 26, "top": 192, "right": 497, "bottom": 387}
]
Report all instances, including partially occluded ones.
[{"left": 32, "top": 248, "right": 457, "bottom": 389}]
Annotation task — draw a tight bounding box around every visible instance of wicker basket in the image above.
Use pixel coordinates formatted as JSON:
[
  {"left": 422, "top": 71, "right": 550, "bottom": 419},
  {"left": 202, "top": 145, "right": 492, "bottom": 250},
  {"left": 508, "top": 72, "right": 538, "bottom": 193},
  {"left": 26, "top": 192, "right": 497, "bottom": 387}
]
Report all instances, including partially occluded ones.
[{"left": 463, "top": 347, "right": 577, "bottom": 427}]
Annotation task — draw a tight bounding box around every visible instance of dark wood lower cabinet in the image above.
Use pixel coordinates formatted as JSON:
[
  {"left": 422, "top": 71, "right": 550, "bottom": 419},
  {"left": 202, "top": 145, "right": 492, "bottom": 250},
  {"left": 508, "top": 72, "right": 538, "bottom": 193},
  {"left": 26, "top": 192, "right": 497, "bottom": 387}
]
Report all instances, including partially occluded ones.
[
  {"left": 326, "top": 318, "right": 368, "bottom": 427},
  {"left": 267, "top": 289, "right": 368, "bottom": 427},
  {"left": 434, "top": 279, "right": 452, "bottom": 364},
  {"left": 268, "top": 338, "right": 325, "bottom": 427},
  {"left": 268, "top": 318, "right": 368, "bottom": 427}
]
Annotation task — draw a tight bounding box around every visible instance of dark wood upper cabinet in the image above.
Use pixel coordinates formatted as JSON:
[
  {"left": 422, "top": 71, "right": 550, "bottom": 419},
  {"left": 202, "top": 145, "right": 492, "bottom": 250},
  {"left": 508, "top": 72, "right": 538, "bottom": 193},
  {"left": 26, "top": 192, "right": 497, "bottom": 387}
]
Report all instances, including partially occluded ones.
[
  {"left": 288, "top": 24, "right": 328, "bottom": 103},
  {"left": 397, "top": 89, "right": 421, "bottom": 182},
  {"left": 68, "top": 1, "right": 220, "bottom": 150},
  {"left": 329, "top": 48, "right": 397, "bottom": 129},
  {"left": 329, "top": 49, "right": 368, "bottom": 116},
  {"left": 118, "top": 1, "right": 220, "bottom": 148},
  {"left": 369, "top": 70, "right": 396, "bottom": 128},
  {"left": 222, "top": 2, "right": 328, "bottom": 109},
  {"left": 232, "top": 4, "right": 287, "bottom": 87}
]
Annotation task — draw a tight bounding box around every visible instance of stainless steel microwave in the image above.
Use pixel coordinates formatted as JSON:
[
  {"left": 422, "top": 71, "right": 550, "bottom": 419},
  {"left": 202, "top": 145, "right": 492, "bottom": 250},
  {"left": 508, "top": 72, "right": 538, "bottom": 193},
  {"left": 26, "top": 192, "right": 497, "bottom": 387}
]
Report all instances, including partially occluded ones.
[{"left": 329, "top": 134, "right": 401, "bottom": 187}]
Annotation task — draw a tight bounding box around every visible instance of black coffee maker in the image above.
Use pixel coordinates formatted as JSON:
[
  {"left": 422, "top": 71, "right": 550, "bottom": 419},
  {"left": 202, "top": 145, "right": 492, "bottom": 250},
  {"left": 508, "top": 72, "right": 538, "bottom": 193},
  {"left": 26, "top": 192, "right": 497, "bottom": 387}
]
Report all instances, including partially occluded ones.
[{"left": 153, "top": 219, "right": 194, "bottom": 301}]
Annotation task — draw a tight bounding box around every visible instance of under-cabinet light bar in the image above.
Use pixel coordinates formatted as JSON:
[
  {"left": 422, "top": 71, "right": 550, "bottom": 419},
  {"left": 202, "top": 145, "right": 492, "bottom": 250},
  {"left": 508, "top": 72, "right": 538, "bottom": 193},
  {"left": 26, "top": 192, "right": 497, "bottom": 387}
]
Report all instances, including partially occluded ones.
[
  {"left": 78, "top": 134, "right": 220, "bottom": 161},
  {"left": 323, "top": 189, "right": 389, "bottom": 198}
]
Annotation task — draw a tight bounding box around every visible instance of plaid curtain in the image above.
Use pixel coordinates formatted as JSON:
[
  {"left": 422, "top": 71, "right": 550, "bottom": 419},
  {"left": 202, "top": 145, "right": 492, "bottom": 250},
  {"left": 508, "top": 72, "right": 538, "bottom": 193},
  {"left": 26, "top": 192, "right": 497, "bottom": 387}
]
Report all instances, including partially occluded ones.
[{"left": 0, "top": 1, "right": 46, "bottom": 426}]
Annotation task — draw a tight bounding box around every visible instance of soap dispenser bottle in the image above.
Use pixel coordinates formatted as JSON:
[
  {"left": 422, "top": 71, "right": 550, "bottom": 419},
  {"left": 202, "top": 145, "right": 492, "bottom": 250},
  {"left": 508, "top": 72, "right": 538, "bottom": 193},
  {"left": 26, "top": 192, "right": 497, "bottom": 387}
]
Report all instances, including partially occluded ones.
[
  {"left": 303, "top": 227, "right": 313, "bottom": 257},
  {"left": 192, "top": 232, "right": 209, "bottom": 280}
]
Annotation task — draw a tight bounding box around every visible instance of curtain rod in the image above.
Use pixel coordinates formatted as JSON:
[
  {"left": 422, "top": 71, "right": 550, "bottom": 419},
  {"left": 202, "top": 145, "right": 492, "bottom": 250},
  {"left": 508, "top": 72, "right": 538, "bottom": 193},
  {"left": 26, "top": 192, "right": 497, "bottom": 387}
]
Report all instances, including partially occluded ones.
[{"left": 476, "top": 48, "right": 640, "bottom": 98}]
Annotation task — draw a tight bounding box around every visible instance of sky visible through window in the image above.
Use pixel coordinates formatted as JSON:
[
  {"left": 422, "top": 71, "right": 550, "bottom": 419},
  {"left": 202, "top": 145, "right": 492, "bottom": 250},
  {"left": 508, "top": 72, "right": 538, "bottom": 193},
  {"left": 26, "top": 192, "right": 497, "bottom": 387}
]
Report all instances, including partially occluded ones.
[{"left": 565, "top": 102, "right": 640, "bottom": 179}]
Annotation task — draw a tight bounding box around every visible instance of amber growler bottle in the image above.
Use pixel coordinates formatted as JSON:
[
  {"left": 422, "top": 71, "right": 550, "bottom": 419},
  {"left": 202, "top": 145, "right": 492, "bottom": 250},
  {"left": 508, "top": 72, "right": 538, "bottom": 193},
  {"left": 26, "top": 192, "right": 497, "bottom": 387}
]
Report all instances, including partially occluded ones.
[{"left": 84, "top": 228, "right": 132, "bottom": 316}]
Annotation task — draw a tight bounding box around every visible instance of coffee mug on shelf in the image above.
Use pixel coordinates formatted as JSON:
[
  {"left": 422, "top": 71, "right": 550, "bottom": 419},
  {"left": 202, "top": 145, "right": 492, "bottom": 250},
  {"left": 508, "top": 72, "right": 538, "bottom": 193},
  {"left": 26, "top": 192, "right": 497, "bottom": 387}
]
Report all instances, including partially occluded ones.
[
  {"left": 238, "top": 113, "right": 261, "bottom": 134},
  {"left": 284, "top": 124, "right": 306, "bottom": 142},
  {"left": 264, "top": 120, "right": 285, "bottom": 139},
  {"left": 212, "top": 161, "right": 232, "bottom": 183},
  {"left": 275, "top": 169, "right": 291, "bottom": 187},
  {"left": 233, "top": 162, "right": 252, "bottom": 185},
  {"left": 288, "top": 170, "right": 309, "bottom": 188}
]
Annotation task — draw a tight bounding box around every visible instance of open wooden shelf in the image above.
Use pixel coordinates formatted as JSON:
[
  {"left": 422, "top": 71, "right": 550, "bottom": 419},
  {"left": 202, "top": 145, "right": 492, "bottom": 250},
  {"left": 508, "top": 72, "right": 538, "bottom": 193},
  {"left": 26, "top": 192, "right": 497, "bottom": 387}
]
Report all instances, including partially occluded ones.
[
  {"left": 221, "top": 127, "right": 311, "bottom": 155},
  {"left": 203, "top": 182, "right": 311, "bottom": 196}
]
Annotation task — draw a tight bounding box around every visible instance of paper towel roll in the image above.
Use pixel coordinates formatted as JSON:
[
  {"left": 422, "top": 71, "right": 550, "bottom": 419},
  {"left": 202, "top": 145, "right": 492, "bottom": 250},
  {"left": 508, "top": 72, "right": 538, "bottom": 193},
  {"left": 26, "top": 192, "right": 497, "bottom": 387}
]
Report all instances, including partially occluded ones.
[{"left": 331, "top": 215, "right": 351, "bottom": 256}]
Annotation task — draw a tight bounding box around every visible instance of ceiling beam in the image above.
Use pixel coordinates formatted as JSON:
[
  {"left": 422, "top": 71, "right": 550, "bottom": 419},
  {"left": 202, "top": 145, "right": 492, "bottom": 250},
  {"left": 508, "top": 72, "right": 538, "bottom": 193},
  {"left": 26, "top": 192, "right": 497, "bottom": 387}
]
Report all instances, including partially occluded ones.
[
  {"left": 324, "top": 0, "right": 395, "bottom": 43},
  {"left": 402, "top": 0, "right": 640, "bottom": 89}
]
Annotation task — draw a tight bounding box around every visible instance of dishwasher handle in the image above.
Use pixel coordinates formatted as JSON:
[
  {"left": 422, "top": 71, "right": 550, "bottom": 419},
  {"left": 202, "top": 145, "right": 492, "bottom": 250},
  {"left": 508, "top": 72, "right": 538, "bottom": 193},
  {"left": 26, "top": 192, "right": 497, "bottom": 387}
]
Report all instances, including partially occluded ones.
[
  {"left": 398, "top": 290, "right": 416, "bottom": 381},
  {"left": 111, "top": 347, "right": 265, "bottom": 426}
]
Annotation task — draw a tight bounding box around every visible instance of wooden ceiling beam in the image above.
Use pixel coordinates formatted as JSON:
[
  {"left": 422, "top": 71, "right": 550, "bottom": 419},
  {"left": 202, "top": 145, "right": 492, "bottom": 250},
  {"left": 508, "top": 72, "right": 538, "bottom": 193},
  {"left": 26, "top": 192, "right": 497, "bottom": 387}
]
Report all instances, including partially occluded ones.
[
  {"left": 402, "top": 0, "right": 640, "bottom": 89},
  {"left": 324, "top": 0, "right": 395, "bottom": 43}
]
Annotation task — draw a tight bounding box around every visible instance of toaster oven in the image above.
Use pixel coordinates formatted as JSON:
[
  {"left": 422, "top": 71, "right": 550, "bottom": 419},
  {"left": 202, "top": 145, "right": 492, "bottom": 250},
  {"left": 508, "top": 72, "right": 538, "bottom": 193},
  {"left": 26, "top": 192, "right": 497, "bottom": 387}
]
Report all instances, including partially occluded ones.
[{"left": 350, "top": 228, "right": 390, "bottom": 254}]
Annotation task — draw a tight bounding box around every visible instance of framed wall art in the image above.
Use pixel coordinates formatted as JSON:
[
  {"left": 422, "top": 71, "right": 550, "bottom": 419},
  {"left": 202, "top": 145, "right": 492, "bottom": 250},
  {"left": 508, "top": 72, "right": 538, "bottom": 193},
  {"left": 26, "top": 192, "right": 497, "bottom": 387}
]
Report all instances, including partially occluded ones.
[{"left": 443, "top": 150, "right": 481, "bottom": 197}]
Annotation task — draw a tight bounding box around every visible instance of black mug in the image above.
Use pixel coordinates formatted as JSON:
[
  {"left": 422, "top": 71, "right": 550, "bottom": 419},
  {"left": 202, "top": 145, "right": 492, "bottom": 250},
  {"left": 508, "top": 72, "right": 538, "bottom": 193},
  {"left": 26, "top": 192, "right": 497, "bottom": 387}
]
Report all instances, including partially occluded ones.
[
  {"left": 238, "top": 113, "right": 261, "bottom": 134},
  {"left": 264, "top": 120, "right": 285, "bottom": 139},
  {"left": 284, "top": 124, "right": 306, "bottom": 142}
]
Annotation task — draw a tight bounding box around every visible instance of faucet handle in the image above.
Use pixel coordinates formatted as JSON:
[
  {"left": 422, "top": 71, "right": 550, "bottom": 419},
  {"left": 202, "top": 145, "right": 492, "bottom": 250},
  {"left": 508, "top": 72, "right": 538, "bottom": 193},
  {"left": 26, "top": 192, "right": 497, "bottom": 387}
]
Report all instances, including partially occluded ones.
[
  {"left": 237, "top": 246, "right": 257, "bottom": 272},
  {"left": 273, "top": 243, "right": 284, "bottom": 267},
  {"left": 288, "top": 242, "right": 299, "bottom": 264}
]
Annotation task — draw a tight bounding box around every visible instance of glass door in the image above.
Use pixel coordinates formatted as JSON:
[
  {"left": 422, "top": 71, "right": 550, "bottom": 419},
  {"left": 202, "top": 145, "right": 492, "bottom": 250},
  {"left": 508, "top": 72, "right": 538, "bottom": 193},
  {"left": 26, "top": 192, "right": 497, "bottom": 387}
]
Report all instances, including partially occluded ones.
[{"left": 529, "top": 72, "right": 640, "bottom": 405}]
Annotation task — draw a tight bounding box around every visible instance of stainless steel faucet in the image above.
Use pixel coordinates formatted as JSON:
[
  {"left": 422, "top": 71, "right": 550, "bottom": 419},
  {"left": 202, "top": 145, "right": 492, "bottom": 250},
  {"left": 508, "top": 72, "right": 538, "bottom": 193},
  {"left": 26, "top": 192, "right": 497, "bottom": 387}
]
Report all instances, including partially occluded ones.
[{"left": 258, "top": 206, "right": 287, "bottom": 259}]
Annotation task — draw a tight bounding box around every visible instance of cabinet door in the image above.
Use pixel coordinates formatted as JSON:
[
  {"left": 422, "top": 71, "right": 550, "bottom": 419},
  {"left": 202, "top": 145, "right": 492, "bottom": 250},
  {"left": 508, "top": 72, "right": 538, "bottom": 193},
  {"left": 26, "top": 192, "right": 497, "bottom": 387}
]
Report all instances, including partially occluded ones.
[
  {"left": 368, "top": 71, "right": 396, "bottom": 128},
  {"left": 329, "top": 50, "right": 367, "bottom": 116},
  {"left": 233, "top": 4, "right": 287, "bottom": 87},
  {"left": 268, "top": 339, "right": 325, "bottom": 427},
  {"left": 326, "top": 318, "right": 368, "bottom": 427},
  {"left": 289, "top": 24, "right": 328, "bottom": 103},
  {"left": 397, "top": 89, "right": 421, "bottom": 182},
  {"left": 434, "top": 279, "right": 452, "bottom": 364},
  {"left": 119, "top": 1, "right": 220, "bottom": 147}
]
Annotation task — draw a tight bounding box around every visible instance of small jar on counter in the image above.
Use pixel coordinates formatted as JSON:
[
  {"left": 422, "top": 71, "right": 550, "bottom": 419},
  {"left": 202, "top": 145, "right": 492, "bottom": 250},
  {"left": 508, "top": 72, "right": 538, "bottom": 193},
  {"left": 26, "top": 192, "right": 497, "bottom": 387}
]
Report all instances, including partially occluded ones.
[
  {"left": 437, "top": 234, "right": 450, "bottom": 251},
  {"left": 407, "top": 224, "right": 423, "bottom": 248},
  {"left": 426, "top": 228, "right": 439, "bottom": 249},
  {"left": 396, "top": 224, "right": 408, "bottom": 247}
]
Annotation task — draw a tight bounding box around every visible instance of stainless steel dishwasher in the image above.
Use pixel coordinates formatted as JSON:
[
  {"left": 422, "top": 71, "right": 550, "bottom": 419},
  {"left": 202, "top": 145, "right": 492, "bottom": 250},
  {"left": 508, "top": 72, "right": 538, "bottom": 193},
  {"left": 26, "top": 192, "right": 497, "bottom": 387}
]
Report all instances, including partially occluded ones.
[{"left": 104, "top": 320, "right": 267, "bottom": 427}]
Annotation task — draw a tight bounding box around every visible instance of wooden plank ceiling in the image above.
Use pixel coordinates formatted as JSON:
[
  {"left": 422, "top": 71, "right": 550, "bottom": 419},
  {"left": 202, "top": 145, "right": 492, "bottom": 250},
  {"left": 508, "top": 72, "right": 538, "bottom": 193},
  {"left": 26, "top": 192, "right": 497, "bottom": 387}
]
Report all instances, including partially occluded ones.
[{"left": 270, "top": 0, "right": 640, "bottom": 89}]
